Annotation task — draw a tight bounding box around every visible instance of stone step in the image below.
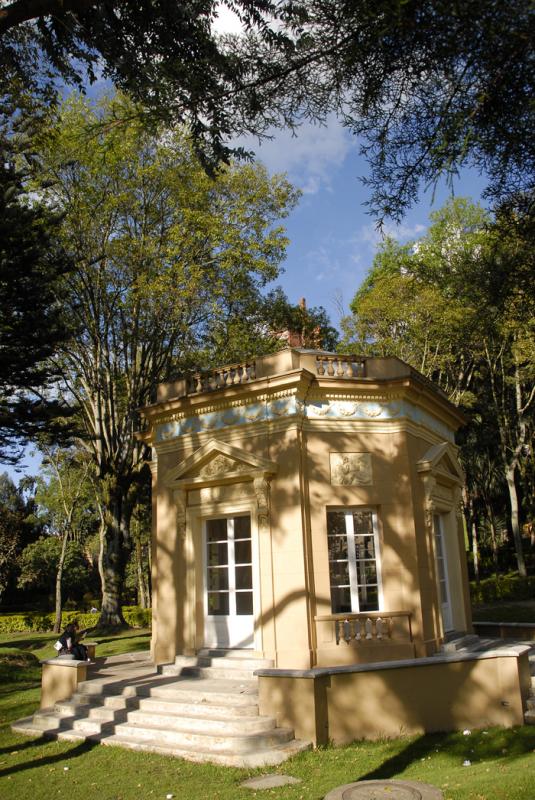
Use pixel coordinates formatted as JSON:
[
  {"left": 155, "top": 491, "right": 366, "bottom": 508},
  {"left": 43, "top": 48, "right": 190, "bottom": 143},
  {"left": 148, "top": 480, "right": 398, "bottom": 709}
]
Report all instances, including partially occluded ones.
[
  {"left": 68, "top": 693, "right": 136, "bottom": 711},
  {"left": 24, "top": 710, "right": 70, "bottom": 732},
  {"left": 113, "top": 719, "right": 294, "bottom": 753},
  {"left": 175, "top": 654, "right": 274, "bottom": 671},
  {"left": 125, "top": 708, "right": 274, "bottom": 735},
  {"left": 137, "top": 695, "right": 259, "bottom": 718},
  {"left": 149, "top": 681, "right": 258, "bottom": 707},
  {"left": 526, "top": 696, "right": 535, "bottom": 711},
  {"left": 176, "top": 665, "right": 257, "bottom": 681},
  {"left": 441, "top": 634, "right": 481, "bottom": 653},
  {"left": 524, "top": 710, "right": 535, "bottom": 725},
  {"left": 101, "top": 732, "right": 311, "bottom": 768}
]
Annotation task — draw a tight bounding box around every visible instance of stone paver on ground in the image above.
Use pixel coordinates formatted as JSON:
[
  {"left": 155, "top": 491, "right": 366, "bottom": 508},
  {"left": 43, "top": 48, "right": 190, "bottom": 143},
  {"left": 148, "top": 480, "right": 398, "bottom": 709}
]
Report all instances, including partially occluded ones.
[
  {"left": 241, "top": 774, "right": 302, "bottom": 789},
  {"left": 323, "top": 780, "right": 443, "bottom": 800}
]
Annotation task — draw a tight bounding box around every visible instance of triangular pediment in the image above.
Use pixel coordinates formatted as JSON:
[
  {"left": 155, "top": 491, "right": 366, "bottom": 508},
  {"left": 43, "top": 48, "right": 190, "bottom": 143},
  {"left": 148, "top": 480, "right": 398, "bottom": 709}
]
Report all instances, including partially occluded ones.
[
  {"left": 165, "top": 439, "right": 278, "bottom": 487},
  {"left": 417, "top": 442, "right": 464, "bottom": 484}
]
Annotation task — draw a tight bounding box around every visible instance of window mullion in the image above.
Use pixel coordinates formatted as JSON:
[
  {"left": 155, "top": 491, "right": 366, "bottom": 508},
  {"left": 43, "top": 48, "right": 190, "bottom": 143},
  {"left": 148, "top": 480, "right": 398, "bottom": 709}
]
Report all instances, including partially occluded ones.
[
  {"left": 228, "top": 518, "right": 236, "bottom": 616},
  {"left": 345, "top": 511, "right": 359, "bottom": 613}
]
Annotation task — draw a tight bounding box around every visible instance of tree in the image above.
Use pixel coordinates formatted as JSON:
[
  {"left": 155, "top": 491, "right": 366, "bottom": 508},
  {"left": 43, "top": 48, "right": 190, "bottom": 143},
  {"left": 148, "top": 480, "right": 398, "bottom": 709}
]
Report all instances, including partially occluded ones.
[
  {"left": 0, "top": 116, "right": 75, "bottom": 461},
  {"left": 1, "top": 2, "right": 533, "bottom": 218},
  {"left": 0, "top": 472, "right": 40, "bottom": 602},
  {"left": 34, "top": 93, "right": 298, "bottom": 625},
  {"left": 33, "top": 446, "right": 95, "bottom": 631},
  {"left": 343, "top": 198, "right": 534, "bottom": 576}
]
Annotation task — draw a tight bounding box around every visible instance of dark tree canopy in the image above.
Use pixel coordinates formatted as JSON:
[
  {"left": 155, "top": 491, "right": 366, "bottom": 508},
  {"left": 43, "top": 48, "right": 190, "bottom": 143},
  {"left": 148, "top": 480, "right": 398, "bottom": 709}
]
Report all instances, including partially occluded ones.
[
  {"left": 1, "top": 1, "right": 532, "bottom": 219},
  {"left": 0, "top": 124, "right": 74, "bottom": 461}
]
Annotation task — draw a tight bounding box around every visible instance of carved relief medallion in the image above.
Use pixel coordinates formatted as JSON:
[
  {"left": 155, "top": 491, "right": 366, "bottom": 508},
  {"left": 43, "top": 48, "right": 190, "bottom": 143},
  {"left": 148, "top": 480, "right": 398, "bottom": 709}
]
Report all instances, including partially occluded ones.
[{"left": 330, "top": 452, "right": 373, "bottom": 486}]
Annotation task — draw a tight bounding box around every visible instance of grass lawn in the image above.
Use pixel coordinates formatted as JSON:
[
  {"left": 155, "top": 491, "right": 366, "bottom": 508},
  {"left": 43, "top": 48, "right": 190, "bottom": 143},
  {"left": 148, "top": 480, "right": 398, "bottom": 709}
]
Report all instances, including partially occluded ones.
[{"left": 1, "top": 630, "right": 534, "bottom": 800}]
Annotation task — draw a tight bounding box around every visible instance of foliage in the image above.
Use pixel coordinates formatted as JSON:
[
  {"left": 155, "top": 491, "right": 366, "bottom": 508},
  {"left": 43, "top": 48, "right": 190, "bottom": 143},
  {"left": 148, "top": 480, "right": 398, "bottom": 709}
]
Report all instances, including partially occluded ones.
[
  {"left": 1, "top": 3, "right": 532, "bottom": 219},
  {"left": 0, "top": 114, "right": 75, "bottom": 461},
  {"left": 0, "top": 472, "right": 42, "bottom": 603},
  {"left": 470, "top": 573, "right": 535, "bottom": 605},
  {"left": 17, "top": 536, "right": 91, "bottom": 597},
  {"left": 30, "top": 92, "right": 298, "bottom": 625},
  {"left": 0, "top": 606, "right": 151, "bottom": 634},
  {"left": 342, "top": 197, "right": 535, "bottom": 578}
]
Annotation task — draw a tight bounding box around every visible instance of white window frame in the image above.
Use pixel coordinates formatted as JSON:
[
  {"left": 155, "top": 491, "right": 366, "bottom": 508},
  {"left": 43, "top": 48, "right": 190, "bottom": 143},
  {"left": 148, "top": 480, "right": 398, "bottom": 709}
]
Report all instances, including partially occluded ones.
[{"left": 326, "top": 507, "right": 383, "bottom": 614}]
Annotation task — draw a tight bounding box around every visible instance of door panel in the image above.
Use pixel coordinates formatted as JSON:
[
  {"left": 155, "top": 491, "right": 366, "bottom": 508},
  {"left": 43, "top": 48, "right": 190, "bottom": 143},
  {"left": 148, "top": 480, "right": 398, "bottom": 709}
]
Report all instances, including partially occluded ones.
[{"left": 204, "top": 515, "right": 254, "bottom": 648}]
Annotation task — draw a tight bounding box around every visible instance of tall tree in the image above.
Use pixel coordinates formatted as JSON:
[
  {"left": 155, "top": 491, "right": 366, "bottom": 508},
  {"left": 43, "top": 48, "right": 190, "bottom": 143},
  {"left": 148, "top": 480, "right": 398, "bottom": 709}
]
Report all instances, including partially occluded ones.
[
  {"left": 34, "top": 94, "right": 298, "bottom": 625},
  {"left": 0, "top": 110, "right": 75, "bottom": 461}
]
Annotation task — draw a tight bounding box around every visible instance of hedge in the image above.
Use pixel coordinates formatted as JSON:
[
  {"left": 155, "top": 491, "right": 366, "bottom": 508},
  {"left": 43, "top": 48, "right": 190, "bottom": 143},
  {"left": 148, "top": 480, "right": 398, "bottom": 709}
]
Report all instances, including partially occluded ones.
[
  {"left": 470, "top": 572, "right": 535, "bottom": 605},
  {"left": 0, "top": 606, "right": 151, "bottom": 633}
]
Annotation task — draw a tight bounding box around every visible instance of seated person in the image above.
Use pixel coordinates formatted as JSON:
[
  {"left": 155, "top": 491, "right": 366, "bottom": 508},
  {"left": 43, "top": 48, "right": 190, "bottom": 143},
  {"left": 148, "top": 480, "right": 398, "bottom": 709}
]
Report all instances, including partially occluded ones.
[{"left": 58, "top": 620, "right": 89, "bottom": 660}]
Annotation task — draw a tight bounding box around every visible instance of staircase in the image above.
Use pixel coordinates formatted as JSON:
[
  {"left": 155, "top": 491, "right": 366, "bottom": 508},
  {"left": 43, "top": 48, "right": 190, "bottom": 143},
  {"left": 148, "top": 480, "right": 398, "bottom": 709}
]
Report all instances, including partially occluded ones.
[{"left": 12, "top": 651, "right": 310, "bottom": 767}]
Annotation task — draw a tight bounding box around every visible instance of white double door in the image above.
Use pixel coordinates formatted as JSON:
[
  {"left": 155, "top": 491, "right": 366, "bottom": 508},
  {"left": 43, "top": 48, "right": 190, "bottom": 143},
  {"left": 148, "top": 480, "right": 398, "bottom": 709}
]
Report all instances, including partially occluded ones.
[{"left": 203, "top": 514, "right": 255, "bottom": 649}]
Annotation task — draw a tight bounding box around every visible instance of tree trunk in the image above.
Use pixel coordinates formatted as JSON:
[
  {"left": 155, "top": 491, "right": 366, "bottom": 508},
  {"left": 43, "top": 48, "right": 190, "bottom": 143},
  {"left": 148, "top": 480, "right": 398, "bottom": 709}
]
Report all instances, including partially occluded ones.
[
  {"left": 136, "top": 539, "right": 148, "bottom": 609},
  {"left": 471, "top": 519, "right": 480, "bottom": 584},
  {"left": 53, "top": 532, "right": 69, "bottom": 634},
  {"left": 505, "top": 465, "right": 527, "bottom": 577},
  {"left": 98, "top": 487, "right": 131, "bottom": 627},
  {"left": 487, "top": 506, "right": 499, "bottom": 576}
]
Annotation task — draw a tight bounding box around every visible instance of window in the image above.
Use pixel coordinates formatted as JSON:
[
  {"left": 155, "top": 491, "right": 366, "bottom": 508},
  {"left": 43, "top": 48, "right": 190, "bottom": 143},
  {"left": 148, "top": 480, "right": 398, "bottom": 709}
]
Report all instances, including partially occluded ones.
[{"left": 326, "top": 509, "right": 382, "bottom": 613}]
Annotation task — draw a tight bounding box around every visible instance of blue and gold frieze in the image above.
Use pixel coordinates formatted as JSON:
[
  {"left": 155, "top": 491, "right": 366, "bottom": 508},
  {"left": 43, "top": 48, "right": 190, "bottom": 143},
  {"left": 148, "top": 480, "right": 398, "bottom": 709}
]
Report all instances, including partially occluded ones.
[{"left": 155, "top": 394, "right": 453, "bottom": 443}]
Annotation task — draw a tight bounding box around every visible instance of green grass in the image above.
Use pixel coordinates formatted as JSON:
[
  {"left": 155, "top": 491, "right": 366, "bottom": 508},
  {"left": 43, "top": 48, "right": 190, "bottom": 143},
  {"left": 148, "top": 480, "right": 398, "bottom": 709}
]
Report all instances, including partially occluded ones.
[
  {"left": 0, "top": 627, "right": 151, "bottom": 662},
  {"left": 471, "top": 601, "right": 535, "bottom": 624},
  {"left": 1, "top": 630, "right": 534, "bottom": 799}
]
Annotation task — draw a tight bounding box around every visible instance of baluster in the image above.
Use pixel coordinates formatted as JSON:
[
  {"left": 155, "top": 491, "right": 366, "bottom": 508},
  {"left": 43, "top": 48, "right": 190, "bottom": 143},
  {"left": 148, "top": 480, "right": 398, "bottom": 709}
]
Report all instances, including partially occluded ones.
[
  {"left": 194, "top": 374, "right": 203, "bottom": 393},
  {"left": 346, "top": 359, "right": 355, "bottom": 378},
  {"left": 316, "top": 357, "right": 325, "bottom": 376},
  {"left": 335, "top": 619, "right": 341, "bottom": 645},
  {"left": 249, "top": 362, "right": 256, "bottom": 380},
  {"left": 376, "top": 617, "right": 383, "bottom": 640},
  {"left": 336, "top": 358, "right": 344, "bottom": 376},
  {"left": 355, "top": 618, "right": 363, "bottom": 640},
  {"left": 327, "top": 357, "right": 335, "bottom": 376},
  {"left": 343, "top": 618, "right": 351, "bottom": 644},
  {"left": 365, "top": 617, "right": 373, "bottom": 639},
  {"left": 384, "top": 616, "right": 392, "bottom": 639}
]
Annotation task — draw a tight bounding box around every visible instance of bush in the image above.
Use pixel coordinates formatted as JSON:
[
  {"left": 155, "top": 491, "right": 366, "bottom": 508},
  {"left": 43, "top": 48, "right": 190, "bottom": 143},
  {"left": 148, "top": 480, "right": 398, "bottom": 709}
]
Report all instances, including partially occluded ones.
[
  {"left": 470, "top": 572, "right": 535, "bottom": 604},
  {"left": 0, "top": 607, "right": 152, "bottom": 633}
]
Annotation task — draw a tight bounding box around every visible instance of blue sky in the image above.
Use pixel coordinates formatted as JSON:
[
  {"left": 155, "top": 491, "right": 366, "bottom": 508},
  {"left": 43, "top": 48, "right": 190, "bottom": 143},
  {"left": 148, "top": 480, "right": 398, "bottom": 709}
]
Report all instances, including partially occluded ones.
[{"left": 247, "top": 116, "right": 488, "bottom": 325}]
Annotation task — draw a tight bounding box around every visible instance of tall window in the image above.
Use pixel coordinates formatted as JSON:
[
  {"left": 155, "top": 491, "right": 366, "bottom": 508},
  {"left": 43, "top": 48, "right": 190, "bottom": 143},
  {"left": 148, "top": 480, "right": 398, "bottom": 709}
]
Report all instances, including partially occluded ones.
[{"left": 326, "top": 509, "right": 381, "bottom": 614}]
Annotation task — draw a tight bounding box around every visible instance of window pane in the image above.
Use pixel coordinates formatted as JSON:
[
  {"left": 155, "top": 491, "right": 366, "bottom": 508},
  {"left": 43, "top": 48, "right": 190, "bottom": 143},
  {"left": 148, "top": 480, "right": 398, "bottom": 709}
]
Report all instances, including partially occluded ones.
[
  {"left": 358, "top": 585, "right": 378, "bottom": 611},
  {"left": 330, "top": 586, "right": 351, "bottom": 614},
  {"left": 327, "top": 511, "right": 346, "bottom": 537},
  {"left": 235, "top": 540, "right": 251, "bottom": 564},
  {"left": 352, "top": 511, "right": 373, "bottom": 535},
  {"left": 235, "top": 565, "right": 252, "bottom": 590},
  {"left": 355, "top": 535, "right": 375, "bottom": 560},
  {"left": 356, "top": 561, "right": 377, "bottom": 585},
  {"left": 234, "top": 516, "right": 251, "bottom": 540},
  {"left": 236, "top": 592, "right": 253, "bottom": 615},
  {"left": 208, "top": 592, "right": 229, "bottom": 615},
  {"left": 329, "top": 560, "right": 349, "bottom": 584},
  {"left": 208, "top": 542, "right": 228, "bottom": 566},
  {"left": 207, "top": 518, "right": 228, "bottom": 542},
  {"left": 207, "top": 567, "right": 228, "bottom": 591},
  {"left": 328, "top": 535, "right": 348, "bottom": 560}
]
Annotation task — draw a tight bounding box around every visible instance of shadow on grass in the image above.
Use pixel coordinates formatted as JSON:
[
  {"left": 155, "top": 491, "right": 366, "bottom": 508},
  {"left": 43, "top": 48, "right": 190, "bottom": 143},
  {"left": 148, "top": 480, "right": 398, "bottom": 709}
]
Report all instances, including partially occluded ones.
[
  {"left": 0, "top": 738, "right": 99, "bottom": 778},
  {"left": 0, "top": 635, "right": 55, "bottom": 652},
  {"left": 356, "top": 727, "right": 535, "bottom": 783}
]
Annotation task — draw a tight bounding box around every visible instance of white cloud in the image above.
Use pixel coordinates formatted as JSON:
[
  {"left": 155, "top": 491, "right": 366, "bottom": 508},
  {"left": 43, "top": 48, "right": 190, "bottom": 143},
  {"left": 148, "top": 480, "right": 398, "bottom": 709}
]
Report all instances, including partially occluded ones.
[
  {"left": 238, "top": 116, "right": 352, "bottom": 194},
  {"left": 351, "top": 220, "right": 427, "bottom": 251}
]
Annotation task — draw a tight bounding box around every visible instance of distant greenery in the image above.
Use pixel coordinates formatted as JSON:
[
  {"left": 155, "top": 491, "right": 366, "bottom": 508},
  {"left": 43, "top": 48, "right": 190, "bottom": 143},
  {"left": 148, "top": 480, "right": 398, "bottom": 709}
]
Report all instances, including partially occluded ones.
[
  {"left": 470, "top": 573, "right": 535, "bottom": 605},
  {"left": 0, "top": 606, "right": 151, "bottom": 634},
  {"left": 0, "top": 627, "right": 151, "bottom": 663}
]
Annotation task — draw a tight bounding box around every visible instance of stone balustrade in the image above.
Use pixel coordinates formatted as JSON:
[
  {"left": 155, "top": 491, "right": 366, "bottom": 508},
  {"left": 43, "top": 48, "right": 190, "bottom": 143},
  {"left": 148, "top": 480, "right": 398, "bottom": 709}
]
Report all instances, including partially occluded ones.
[
  {"left": 187, "top": 361, "right": 256, "bottom": 394},
  {"left": 315, "top": 610, "right": 413, "bottom": 645},
  {"left": 315, "top": 354, "right": 366, "bottom": 379}
]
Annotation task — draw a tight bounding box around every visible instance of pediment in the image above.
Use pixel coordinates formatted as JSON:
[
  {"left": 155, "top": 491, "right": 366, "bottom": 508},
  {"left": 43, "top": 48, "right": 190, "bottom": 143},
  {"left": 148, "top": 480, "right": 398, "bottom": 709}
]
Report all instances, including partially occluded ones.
[
  {"left": 165, "top": 439, "right": 278, "bottom": 488},
  {"left": 417, "top": 442, "right": 464, "bottom": 485}
]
